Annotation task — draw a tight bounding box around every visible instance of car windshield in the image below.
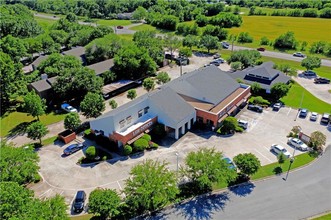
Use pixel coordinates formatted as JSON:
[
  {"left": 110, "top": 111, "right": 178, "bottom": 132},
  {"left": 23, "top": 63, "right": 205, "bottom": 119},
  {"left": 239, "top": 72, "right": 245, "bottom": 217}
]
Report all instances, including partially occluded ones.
[
  {"left": 297, "top": 140, "right": 304, "bottom": 145},
  {"left": 67, "top": 106, "right": 73, "bottom": 110}
]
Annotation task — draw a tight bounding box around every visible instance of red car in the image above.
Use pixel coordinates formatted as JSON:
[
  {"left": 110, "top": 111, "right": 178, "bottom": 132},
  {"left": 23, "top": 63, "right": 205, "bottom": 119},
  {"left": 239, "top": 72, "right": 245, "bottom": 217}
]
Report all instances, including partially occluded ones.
[
  {"left": 257, "top": 47, "right": 266, "bottom": 52},
  {"left": 117, "top": 25, "right": 124, "bottom": 29}
]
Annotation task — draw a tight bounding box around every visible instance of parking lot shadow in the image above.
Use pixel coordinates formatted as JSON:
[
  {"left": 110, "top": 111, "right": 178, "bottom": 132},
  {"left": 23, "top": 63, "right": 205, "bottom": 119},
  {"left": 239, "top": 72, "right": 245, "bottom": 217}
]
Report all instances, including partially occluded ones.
[
  {"left": 173, "top": 192, "right": 229, "bottom": 220},
  {"left": 229, "top": 182, "right": 255, "bottom": 197}
]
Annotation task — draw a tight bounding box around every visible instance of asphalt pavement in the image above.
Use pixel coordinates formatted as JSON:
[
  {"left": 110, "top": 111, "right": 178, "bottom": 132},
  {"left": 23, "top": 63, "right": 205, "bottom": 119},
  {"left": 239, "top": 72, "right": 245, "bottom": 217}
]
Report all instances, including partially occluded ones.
[{"left": 151, "top": 146, "right": 331, "bottom": 220}]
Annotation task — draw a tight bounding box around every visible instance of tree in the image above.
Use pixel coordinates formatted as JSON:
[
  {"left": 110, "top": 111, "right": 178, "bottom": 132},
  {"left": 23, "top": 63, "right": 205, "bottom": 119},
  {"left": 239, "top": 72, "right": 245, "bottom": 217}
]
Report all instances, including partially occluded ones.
[
  {"left": 274, "top": 31, "right": 297, "bottom": 50},
  {"left": 300, "top": 41, "right": 308, "bottom": 51},
  {"left": 64, "top": 113, "right": 81, "bottom": 131},
  {"left": 182, "top": 35, "right": 199, "bottom": 49},
  {"left": 132, "top": 6, "right": 147, "bottom": 20},
  {"left": 163, "top": 33, "right": 182, "bottom": 59},
  {"left": 199, "top": 35, "right": 219, "bottom": 53},
  {"left": 237, "top": 32, "right": 253, "bottom": 43},
  {"left": 123, "top": 159, "right": 178, "bottom": 215},
  {"left": 251, "top": 82, "right": 262, "bottom": 95},
  {"left": 0, "top": 35, "right": 27, "bottom": 62},
  {"left": 228, "top": 50, "right": 261, "bottom": 68},
  {"left": 233, "top": 153, "right": 261, "bottom": 177},
  {"left": 23, "top": 91, "right": 46, "bottom": 120},
  {"left": 88, "top": 188, "right": 121, "bottom": 219},
  {"left": 183, "top": 147, "right": 237, "bottom": 192},
  {"left": 220, "top": 116, "right": 242, "bottom": 134},
  {"left": 86, "top": 146, "right": 96, "bottom": 160},
  {"left": 301, "top": 56, "right": 321, "bottom": 70},
  {"left": 27, "top": 121, "right": 48, "bottom": 144},
  {"left": 231, "top": 61, "right": 243, "bottom": 71},
  {"left": 277, "top": 153, "right": 286, "bottom": 168},
  {"left": 109, "top": 99, "right": 118, "bottom": 109},
  {"left": 0, "top": 142, "right": 39, "bottom": 185},
  {"left": 143, "top": 78, "right": 155, "bottom": 91},
  {"left": 156, "top": 72, "right": 171, "bottom": 84},
  {"left": 80, "top": 92, "right": 105, "bottom": 118},
  {"left": 309, "top": 131, "right": 326, "bottom": 152},
  {"left": 270, "top": 82, "right": 290, "bottom": 101},
  {"left": 260, "top": 36, "right": 270, "bottom": 45},
  {"left": 127, "top": 89, "right": 137, "bottom": 100}
]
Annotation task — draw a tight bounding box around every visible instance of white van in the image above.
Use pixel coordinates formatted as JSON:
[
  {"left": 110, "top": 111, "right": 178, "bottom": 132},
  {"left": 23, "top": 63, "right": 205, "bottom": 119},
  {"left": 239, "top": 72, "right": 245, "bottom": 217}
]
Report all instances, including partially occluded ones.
[{"left": 238, "top": 119, "right": 248, "bottom": 129}]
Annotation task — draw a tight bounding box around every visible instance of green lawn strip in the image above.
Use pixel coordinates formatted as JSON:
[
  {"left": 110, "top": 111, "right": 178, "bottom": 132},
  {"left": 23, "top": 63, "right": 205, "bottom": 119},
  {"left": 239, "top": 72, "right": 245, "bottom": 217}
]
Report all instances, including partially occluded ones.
[
  {"left": 117, "top": 34, "right": 133, "bottom": 42},
  {"left": 35, "top": 17, "right": 57, "bottom": 29},
  {"left": 1, "top": 111, "right": 67, "bottom": 137},
  {"left": 41, "top": 136, "right": 58, "bottom": 146},
  {"left": 130, "top": 23, "right": 157, "bottom": 32},
  {"left": 96, "top": 19, "right": 132, "bottom": 27},
  {"left": 70, "top": 214, "right": 94, "bottom": 220},
  {"left": 213, "top": 152, "right": 316, "bottom": 190},
  {"left": 312, "top": 212, "right": 331, "bottom": 220},
  {"left": 280, "top": 82, "right": 331, "bottom": 114}
]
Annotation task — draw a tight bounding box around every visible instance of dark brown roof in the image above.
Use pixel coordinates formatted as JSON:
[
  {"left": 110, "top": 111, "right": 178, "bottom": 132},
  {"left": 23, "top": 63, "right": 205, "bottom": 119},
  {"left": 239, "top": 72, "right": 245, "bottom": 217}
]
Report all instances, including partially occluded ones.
[{"left": 30, "top": 79, "right": 52, "bottom": 92}]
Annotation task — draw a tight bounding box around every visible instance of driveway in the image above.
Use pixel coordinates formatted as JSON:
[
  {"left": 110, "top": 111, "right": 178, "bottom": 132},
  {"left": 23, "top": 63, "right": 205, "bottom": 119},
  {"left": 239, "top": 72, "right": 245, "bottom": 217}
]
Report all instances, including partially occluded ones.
[
  {"left": 294, "top": 73, "right": 331, "bottom": 104},
  {"left": 30, "top": 106, "right": 330, "bottom": 215}
]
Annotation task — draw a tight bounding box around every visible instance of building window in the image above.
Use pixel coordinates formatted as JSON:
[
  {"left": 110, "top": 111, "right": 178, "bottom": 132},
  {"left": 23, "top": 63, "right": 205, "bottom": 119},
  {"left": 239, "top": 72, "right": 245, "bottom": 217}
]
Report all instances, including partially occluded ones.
[
  {"left": 138, "top": 110, "right": 143, "bottom": 118},
  {"left": 119, "top": 119, "right": 125, "bottom": 128},
  {"left": 144, "top": 107, "right": 149, "bottom": 114},
  {"left": 126, "top": 116, "right": 132, "bottom": 124}
]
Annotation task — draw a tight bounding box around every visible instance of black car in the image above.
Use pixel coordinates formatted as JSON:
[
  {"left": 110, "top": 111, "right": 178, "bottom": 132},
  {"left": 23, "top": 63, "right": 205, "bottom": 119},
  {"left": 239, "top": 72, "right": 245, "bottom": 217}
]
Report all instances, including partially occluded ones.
[
  {"left": 299, "top": 108, "right": 308, "bottom": 118},
  {"left": 73, "top": 190, "right": 86, "bottom": 213},
  {"left": 63, "top": 143, "right": 85, "bottom": 155},
  {"left": 314, "top": 77, "right": 330, "bottom": 84},
  {"left": 247, "top": 104, "right": 263, "bottom": 113}
]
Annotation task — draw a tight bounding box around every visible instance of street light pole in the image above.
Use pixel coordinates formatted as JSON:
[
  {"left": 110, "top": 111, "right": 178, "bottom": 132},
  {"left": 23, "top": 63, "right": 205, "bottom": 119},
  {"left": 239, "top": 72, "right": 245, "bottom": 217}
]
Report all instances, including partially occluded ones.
[{"left": 284, "top": 157, "right": 294, "bottom": 181}]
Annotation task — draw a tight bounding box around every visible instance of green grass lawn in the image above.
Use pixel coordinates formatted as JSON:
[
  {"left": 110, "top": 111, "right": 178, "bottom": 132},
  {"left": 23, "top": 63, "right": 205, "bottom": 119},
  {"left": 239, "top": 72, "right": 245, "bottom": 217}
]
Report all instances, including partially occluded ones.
[
  {"left": 130, "top": 23, "right": 157, "bottom": 32},
  {"left": 281, "top": 82, "right": 331, "bottom": 114},
  {"left": 1, "top": 111, "right": 67, "bottom": 137},
  {"left": 312, "top": 212, "right": 331, "bottom": 220},
  {"left": 117, "top": 34, "right": 133, "bottom": 41},
  {"left": 96, "top": 19, "right": 132, "bottom": 27},
  {"left": 70, "top": 214, "right": 94, "bottom": 220},
  {"left": 35, "top": 17, "right": 57, "bottom": 29}
]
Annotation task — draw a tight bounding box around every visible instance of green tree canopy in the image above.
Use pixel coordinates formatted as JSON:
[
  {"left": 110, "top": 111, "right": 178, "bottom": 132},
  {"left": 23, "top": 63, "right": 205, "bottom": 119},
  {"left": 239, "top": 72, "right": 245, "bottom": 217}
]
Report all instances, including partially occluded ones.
[
  {"left": 277, "top": 152, "right": 286, "bottom": 167},
  {"left": 0, "top": 35, "right": 27, "bottom": 62},
  {"left": 23, "top": 91, "right": 46, "bottom": 120},
  {"left": 182, "top": 35, "right": 200, "bottom": 49},
  {"left": 271, "top": 82, "right": 290, "bottom": 101},
  {"left": 233, "top": 153, "right": 261, "bottom": 177},
  {"left": 127, "top": 89, "right": 137, "bottom": 100},
  {"left": 0, "top": 142, "right": 40, "bottom": 185},
  {"left": 123, "top": 159, "right": 178, "bottom": 215},
  {"left": 274, "top": 31, "right": 297, "bottom": 50},
  {"left": 199, "top": 35, "right": 219, "bottom": 53},
  {"left": 228, "top": 50, "right": 261, "bottom": 68},
  {"left": 156, "top": 72, "right": 171, "bottom": 84},
  {"left": 309, "top": 131, "right": 326, "bottom": 152},
  {"left": 80, "top": 92, "right": 105, "bottom": 118},
  {"left": 301, "top": 56, "right": 321, "bottom": 70},
  {"left": 183, "top": 147, "right": 237, "bottom": 192},
  {"left": 163, "top": 33, "right": 182, "bottom": 58},
  {"left": 88, "top": 188, "right": 121, "bottom": 219},
  {"left": 64, "top": 112, "right": 81, "bottom": 131},
  {"left": 132, "top": 6, "right": 148, "bottom": 20},
  {"left": 143, "top": 78, "right": 155, "bottom": 91},
  {"left": 27, "top": 121, "right": 49, "bottom": 144}
]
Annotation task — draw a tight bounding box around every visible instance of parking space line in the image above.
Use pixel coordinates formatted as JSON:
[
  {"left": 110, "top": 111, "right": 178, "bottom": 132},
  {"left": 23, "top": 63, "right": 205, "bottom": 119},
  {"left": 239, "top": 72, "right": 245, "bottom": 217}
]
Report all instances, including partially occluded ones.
[
  {"left": 117, "top": 181, "right": 122, "bottom": 190},
  {"left": 253, "top": 149, "right": 273, "bottom": 163},
  {"left": 287, "top": 108, "right": 292, "bottom": 116},
  {"left": 39, "top": 189, "right": 51, "bottom": 198}
]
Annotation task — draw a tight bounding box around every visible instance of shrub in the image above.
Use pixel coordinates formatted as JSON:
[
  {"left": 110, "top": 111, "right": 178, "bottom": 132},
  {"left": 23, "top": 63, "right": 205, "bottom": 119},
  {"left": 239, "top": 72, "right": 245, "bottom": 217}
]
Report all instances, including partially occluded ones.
[
  {"left": 179, "top": 48, "right": 192, "bottom": 57},
  {"left": 141, "top": 134, "right": 151, "bottom": 141},
  {"left": 133, "top": 139, "right": 148, "bottom": 152},
  {"left": 260, "top": 36, "right": 270, "bottom": 45},
  {"left": 102, "top": 156, "right": 107, "bottom": 161},
  {"left": 237, "top": 32, "right": 253, "bottom": 43},
  {"left": 78, "top": 156, "right": 84, "bottom": 164},
  {"left": 123, "top": 145, "right": 132, "bottom": 156},
  {"left": 109, "top": 99, "right": 118, "bottom": 109},
  {"left": 249, "top": 96, "right": 270, "bottom": 106},
  {"left": 33, "top": 173, "right": 41, "bottom": 183},
  {"left": 151, "top": 142, "right": 159, "bottom": 149},
  {"left": 86, "top": 146, "right": 97, "bottom": 160},
  {"left": 220, "top": 116, "right": 238, "bottom": 134},
  {"left": 231, "top": 62, "right": 243, "bottom": 71}
]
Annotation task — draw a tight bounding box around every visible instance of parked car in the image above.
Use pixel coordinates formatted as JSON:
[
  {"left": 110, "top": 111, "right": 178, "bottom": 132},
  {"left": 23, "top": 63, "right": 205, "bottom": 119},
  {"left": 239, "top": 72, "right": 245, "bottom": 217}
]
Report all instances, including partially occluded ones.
[
  {"left": 223, "top": 157, "right": 236, "bottom": 170},
  {"left": 257, "top": 47, "right": 266, "bottom": 52},
  {"left": 221, "top": 41, "right": 230, "bottom": 49},
  {"left": 210, "top": 58, "right": 225, "bottom": 66},
  {"left": 273, "top": 103, "right": 282, "bottom": 111},
  {"left": 61, "top": 103, "right": 77, "bottom": 113},
  {"left": 213, "top": 53, "right": 220, "bottom": 59},
  {"left": 175, "top": 56, "right": 190, "bottom": 66},
  {"left": 321, "top": 113, "right": 330, "bottom": 124},
  {"left": 299, "top": 108, "right": 308, "bottom": 118},
  {"left": 238, "top": 119, "right": 248, "bottom": 129},
  {"left": 63, "top": 143, "right": 85, "bottom": 155},
  {"left": 73, "top": 190, "right": 86, "bottom": 213},
  {"left": 271, "top": 144, "right": 291, "bottom": 158},
  {"left": 165, "top": 53, "right": 175, "bottom": 60},
  {"left": 116, "top": 25, "right": 124, "bottom": 29},
  {"left": 303, "top": 70, "right": 317, "bottom": 77},
  {"left": 247, "top": 104, "right": 263, "bottom": 113},
  {"left": 293, "top": 52, "right": 305, "bottom": 57},
  {"left": 287, "top": 137, "right": 309, "bottom": 151},
  {"left": 310, "top": 112, "right": 318, "bottom": 121},
  {"left": 314, "top": 77, "right": 330, "bottom": 84}
]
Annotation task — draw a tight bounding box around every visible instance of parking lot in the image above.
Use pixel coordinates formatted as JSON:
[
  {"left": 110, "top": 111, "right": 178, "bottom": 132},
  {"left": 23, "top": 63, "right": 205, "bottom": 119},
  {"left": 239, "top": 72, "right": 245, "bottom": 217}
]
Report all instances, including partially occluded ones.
[{"left": 29, "top": 106, "right": 330, "bottom": 215}]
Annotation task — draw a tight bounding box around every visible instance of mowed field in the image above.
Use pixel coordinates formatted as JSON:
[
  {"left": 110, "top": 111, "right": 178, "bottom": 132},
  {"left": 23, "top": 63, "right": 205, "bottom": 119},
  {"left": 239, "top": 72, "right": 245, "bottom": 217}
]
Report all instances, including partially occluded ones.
[{"left": 227, "top": 16, "right": 331, "bottom": 45}]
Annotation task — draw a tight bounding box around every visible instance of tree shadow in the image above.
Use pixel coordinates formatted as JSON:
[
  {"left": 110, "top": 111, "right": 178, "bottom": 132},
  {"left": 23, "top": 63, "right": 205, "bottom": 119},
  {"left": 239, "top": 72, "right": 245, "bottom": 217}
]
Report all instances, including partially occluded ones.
[
  {"left": 7, "top": 120, "right": 36, "bottom": 138},
  {"left": 273, "top": 166, "right": 283, "bottom": 175},
  {"left": 228, "top": 182, "right": 255, "bottom": 197},
  {"left": 173, "top": 192, "right": 230, "bottom": 220}
]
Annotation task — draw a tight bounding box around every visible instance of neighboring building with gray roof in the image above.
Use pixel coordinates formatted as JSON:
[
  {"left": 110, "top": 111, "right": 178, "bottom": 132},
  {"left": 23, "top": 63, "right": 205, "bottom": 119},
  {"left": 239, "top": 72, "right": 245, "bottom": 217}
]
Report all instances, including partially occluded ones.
[
  {"left": 229, "top": 62, "right": 290, "bottom": 92},
  {"left": 87, "top": 59, "right": 114, "bottom": 76},
  {"left": 28, "top": 76, "right": 57, "bottom": 101},
  {"left": 62, "top": 46, "right": 86, "bottom": 64},
  {"left": 90, "top": 65, "right": 251, "bottom": 147}
]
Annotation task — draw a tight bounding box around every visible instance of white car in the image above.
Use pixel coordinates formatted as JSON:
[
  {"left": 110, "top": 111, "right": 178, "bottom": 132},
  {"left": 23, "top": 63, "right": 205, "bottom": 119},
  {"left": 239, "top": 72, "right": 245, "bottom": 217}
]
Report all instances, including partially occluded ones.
[
  {"left": 61, "top": 103, "right": 77, "bottom": 113},
  {"left": 271, "top": 144, "right": 291, "bottom": 158},
  {"left": 287, "top": 137, "right": 309, "bottom": 151},
  {"left": 310, "top": 112, "right": 318, "bottom": 121},
  {"left": 238, "top": 119, "right": 248, "bottom": 129}
]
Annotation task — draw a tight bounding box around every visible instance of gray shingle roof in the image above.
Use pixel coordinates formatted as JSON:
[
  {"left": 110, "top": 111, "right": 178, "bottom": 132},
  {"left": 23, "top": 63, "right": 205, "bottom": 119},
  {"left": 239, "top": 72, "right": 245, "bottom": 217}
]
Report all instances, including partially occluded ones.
[
  {"left": 87, "top": 59, "right": 114, "bottom": 75},
  {"left": 62, "top": 46, "right": 86, "bottom": 64},
  {"left": 32, "top": 55, "right": 48, "bottom": 68},
  {"left": 165, "top": 65, "right": 240, "bottom": 105},
  {"left": 228, "top": 62, "right": 290, "bottom": 90},
  {"left": 148, "top": 87, "right": 195, "bottom": 126},
  {"left": 30, "top": 79, "right": 52, "bottom": 92},
  {"left": 244, "top": 62, "right": 279, "bottom": 80}
]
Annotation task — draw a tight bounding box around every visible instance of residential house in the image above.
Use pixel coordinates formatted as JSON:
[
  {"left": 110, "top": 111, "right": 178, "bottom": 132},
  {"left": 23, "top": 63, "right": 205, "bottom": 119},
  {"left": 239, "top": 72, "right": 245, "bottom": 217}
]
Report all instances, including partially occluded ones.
[{"left": 62, "top": 46, "right": 86, "bottom": 65}]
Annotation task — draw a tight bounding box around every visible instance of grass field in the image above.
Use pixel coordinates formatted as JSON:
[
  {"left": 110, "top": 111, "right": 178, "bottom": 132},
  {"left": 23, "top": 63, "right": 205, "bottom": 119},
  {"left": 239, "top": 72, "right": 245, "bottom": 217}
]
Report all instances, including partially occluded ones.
[
  {"left": 35, "top": 17, "right": 56, "bottom": 29},
  {"left": 96, "top": 19, "right": 132, "bottom": 27},
  {"left": 70, "top": 214, "right": 94, "bottom": 220},
  {"left": 312, "top": 212, "right": 331, "bottom": 220},
  {"left": 0, "top": 111, "right": 67, "bottom": 137}
]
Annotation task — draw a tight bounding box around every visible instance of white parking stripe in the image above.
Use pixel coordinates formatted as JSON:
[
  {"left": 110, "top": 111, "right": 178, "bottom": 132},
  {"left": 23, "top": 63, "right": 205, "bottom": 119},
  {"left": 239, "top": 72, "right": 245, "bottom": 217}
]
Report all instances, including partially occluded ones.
[
  {"left": 254, "top": 149, "right": 273, "bottom": 163},
  {"left": 287, "top": 108, "right": 292, "bottom": 116},
  {"left": 39, "top": 189, "right": 51, "bottom": 198},
  {"left": 117, "top": 181, "right": 122, "bottom": 190}
]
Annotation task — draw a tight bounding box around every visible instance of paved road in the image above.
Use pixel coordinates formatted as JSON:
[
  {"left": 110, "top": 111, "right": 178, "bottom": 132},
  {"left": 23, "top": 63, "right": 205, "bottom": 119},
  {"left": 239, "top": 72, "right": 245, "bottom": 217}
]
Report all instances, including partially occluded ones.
[
  {"left": 152, "top": 146, "right": 331, "bottom": 220},
  {"left": 34, "top": 13, "right": 331, "bottom": 67}
]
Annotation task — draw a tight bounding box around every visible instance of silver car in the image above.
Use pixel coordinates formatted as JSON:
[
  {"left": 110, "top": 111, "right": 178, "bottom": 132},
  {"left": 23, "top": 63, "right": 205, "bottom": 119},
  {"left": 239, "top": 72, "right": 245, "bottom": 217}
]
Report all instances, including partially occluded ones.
[{"left": 287, "top": 138, "right": 308, "bottom": 151}]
